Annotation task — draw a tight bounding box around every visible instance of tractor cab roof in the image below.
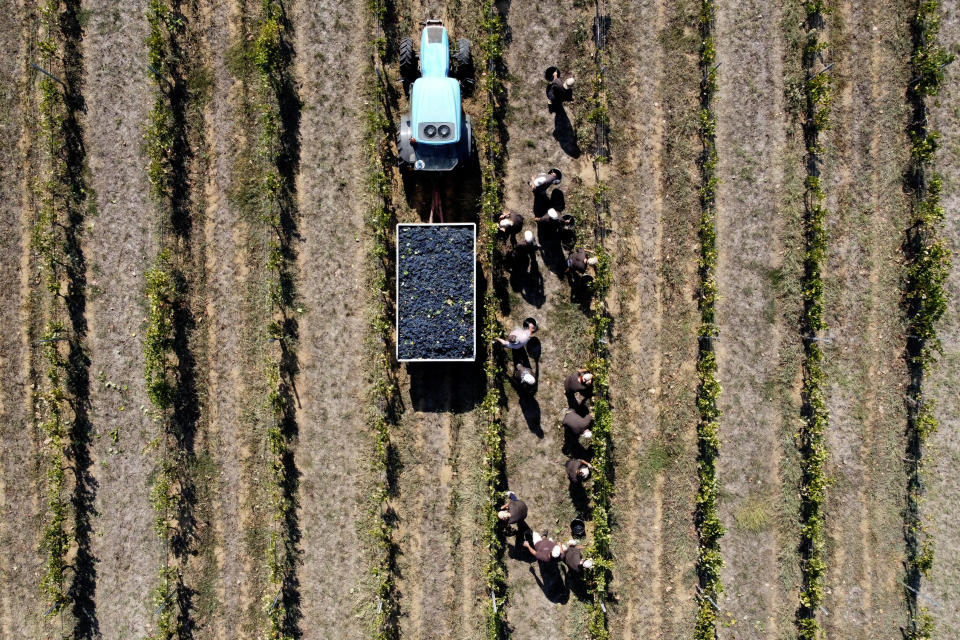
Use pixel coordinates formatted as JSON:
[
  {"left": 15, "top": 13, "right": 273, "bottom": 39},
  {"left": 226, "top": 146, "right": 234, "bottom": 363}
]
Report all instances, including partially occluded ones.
[{"left": 410, "top": 77, "right": 462, "bottom": 145}]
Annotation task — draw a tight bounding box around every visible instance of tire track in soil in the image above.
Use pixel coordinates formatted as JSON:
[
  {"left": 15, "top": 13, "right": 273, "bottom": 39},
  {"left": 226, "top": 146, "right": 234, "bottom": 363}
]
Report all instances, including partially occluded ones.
[
  {"left": 923, "top": 2, "right": 960, "bottom": 632},
  {"left": 394, "top": 368, "right": 484, "bottom": 640},
  {"left": 493, "top": 1, "right": 596, "bottom": 636},
  {"left": 196, "top": 1, "right": 261, "bottom": 636},
  {"left": 606, "top": 0, "right": 667, "bottom": 635},
  {"left": 820, "top": 1, "right": 911, "bottom": 635},
  {"left": 291, "top": 2, "right": 371, "bottom": 638},
  {"left": 713, "top": 1, "right": 803, "bottom": 637},
  {"left": 0, "top": 4, "right": 44, "bottom": 638},
  {"left": 80, "top": 2, "right": 160, "bottom": 638}
]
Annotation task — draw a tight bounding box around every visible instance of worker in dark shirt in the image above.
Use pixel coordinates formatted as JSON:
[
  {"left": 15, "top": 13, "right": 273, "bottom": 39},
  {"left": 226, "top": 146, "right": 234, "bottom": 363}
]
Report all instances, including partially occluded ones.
[
  {"left": 514, "top": 363, "right": 536, "bottom": 389},
  {"left": 534, "top": 206, "right": 561, "bottom": 225},
  {"left": 562, "top": 408, "right": 593, "bottom": 440},
  {"left": 523, "top": 531, "right": 562, "bottom": 562},
  {"left": 567, "top": 248, "right": 598, "bottom": 274},
  {"left": 497, "top": 491, "right": 528, "bottom": 526},
  {"left": 564, "top": 369, "right": 594, "bottom": 404},
  {"left": 561, "top": 541, "right": 594, "bottom": 574},
  {"left": 514, "top": 230, "right": 540, "bottom": 252},
  {"left": 498, "top": 210, "right": 524, "bottom": 235},
  {"left": 546, "top": 69, "right": 575, "bottom": 105},
  {"left": 565, "top": 458, "right": 593, "bottom": 484}
]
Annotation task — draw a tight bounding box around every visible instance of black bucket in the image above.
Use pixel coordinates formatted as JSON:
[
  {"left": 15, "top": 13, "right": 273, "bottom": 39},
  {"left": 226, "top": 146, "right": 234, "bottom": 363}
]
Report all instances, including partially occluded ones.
[
  {"left": 549, "top": 167, "right": 563, "bottom": 183},
  {"left": 544, "top": 66, "right": 559, "bottom": 81},
  {"left": 571, "top": 519, "right": 586, "bottom": 538},
  {"left": 522, "top": 317, "right": 538, "bottom": 332}
]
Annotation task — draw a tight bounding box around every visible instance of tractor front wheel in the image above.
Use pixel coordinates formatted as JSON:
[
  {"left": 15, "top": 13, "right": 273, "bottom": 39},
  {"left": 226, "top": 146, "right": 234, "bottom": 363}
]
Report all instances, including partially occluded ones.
[{"left": 399, "top": 37, "right": 417, "bottom": 84}]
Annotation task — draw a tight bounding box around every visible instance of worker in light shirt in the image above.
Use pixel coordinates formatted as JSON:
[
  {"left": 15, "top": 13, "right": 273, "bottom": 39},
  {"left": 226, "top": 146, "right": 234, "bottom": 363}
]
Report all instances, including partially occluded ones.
[{"left": 495, "top": 318, "right": 538, "bottom": 350}]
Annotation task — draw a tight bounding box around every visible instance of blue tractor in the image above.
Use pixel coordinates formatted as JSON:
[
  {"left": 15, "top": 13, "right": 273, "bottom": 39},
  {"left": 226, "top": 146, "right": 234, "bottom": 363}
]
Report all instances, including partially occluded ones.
[{"left": 397, "top": 20, "right": 474, "bottom": 172}]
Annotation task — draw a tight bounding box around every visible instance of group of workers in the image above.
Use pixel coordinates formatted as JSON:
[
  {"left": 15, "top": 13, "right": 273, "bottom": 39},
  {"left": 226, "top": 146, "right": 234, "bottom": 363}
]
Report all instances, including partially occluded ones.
[
  {"left": 496, "top": 168, "right": 599, "bottom": 284},
  {"left": 496, "top": 491, "right": 594, "bottom": 575},
  {"left": 490, "top": 68, "right": 608, "bottom": 587},
  {"left": 490, "top": 353, "right": 599, "bottom": 579}
]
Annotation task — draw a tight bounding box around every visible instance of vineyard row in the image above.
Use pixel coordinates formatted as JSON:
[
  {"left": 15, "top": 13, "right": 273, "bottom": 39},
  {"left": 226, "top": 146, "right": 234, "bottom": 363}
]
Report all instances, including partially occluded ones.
[
  {"left": 693, "top": 1, "right": 724, "bottom": 638},
  {"left": 902, "top": 1, "right": 953, "bottom": 638}
]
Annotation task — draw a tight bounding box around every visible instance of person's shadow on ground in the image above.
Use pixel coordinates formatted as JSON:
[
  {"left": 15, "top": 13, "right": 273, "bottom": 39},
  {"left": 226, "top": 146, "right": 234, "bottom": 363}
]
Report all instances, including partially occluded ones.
[
  {"left": 519, "top": 257, "right": 545, "bottom": 307},
  {"left": 530, "top": 562, "right": 570, "bottom": 604},
  {"left": 525, "top": 336, "right": 542, "bottom": 362},
  {"left": 568, "top": 271, "right": 594, "bottom": 312},
  {"left": 565, "top": 569, "right": 591, "bottom": 602},
  {"left": 506, "top": 249, "right": 546, "bottom": 308},
  {"left": 509, "top": 351, "right": 542, "bottom": 437},
  {"left": 508, "top": 525, "right": 534, "bottom": 561},
  {"left": 538, "top": 232, "right": 565, "bottom": 279},
  {"left": 550, "top": 102, "right": 581, "bottom": 158},
  {"left": 568, "top": 480, "right": 591, "bottom": 517},
  {"left": 565, "top": 389, "right": 592, "bottom": 411}
]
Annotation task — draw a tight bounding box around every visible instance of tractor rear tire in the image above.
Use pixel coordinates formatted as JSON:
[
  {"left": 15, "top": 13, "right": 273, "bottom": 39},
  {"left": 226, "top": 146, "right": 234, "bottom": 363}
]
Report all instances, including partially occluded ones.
[
  {"left": 455, "top": 38, "right": 473, "bottom": 79},
  {"left": 399, "top": 37, "right": 417, "bottom": 83}
]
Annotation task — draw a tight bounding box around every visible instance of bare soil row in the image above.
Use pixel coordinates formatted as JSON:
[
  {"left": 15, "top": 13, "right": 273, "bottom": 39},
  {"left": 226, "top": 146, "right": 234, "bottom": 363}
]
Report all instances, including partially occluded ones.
[
  {"left": 713, "top": 1, "right": 805, "bottom": 637},
  {"left": 494, "top": 0, "right": 598, "bottom": 635},
  {"left": 606, "top": 0, "right": 702, "bottom": 638},
  {"left": 820, "top": 0, "right": 912, "bottom": 635},
  {"left": 924, "top": 2, "right": 960, "bottom": 634},
  {"left": 0, "top": 3, "right": 44, "bottom": 638},
  {"left": 380, "top": 1, "right": 490, "bottom": 638}
]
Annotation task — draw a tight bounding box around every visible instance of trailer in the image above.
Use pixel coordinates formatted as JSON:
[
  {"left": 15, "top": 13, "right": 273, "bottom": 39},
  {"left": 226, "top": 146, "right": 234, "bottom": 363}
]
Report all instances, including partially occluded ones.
[{"left": 396, "top": 223, "right": 476, "bottom": 362}]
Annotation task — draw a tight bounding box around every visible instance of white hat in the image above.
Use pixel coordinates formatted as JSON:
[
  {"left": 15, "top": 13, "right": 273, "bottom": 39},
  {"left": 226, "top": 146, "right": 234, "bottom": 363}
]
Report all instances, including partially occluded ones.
[
  {"left": 579, "top": 467, "right": 591, "bottom": 479},
  {"left": 582, "top": 558, "right": 594, "bottom": 569},
  {"left": 582, "top": 372, "right": 594, "bottom": 383},
  {"left": 586, "top": 256, "right": 599, "bottom": 265},
  {"left": 547, "top": 208, "right": 559, "bottom": 219},
  {"left": 581, "top": 429, "right": 593, "bottom": 440},
  {"left": 567, "top": 539, "right": 578, "bottom": 547},
  {"left": 499, "top": 218, "right": 512, "bottom": 229},
  {"left": 521, "top": 372, "right": 536, "bottom": 385},
  {"left": 563, "top": 77, "right": 575, "bottom": 89},
  {"left": 524, "top": 230, "right": 534, "bottom": 243},
  {"left": 551, "top": 545, "right": 562, "bottom": 558}
]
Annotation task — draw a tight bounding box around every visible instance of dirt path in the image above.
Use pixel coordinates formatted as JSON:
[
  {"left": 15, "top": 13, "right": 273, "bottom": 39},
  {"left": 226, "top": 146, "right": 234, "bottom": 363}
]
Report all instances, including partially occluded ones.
[
  {"left": 606, "top": 0, "right": 701, "bottom": 637},
  {"left": 194, "top": 1, "right": 269, "bottom": 636},
  {"left": 79, "top": 2, "right": 161, "bottom": 638},
  {"left": 924, "top": 2, "right": 960, "bottom": 633},
  {"left": 818, "top": 1, "right": 912, "bottom": 635},
  {"left": 392, "top": 367, "right": 486, "bottom": 640},
  {"left": 0, "top": 4, "right": 45, "bottom": 638},
  {"left": 291, "top": 1, "right": 374, "bottom": 637},
  {"left": 713, "top": 1, "right": 805, "bottom": 637},
  {"left": 381, "top": 3, "right": 490, "bottom": 638},
  {"left": 606, "top": 0, "right": 668, "bottom": 636},
  {"left": 489, "top": 1, "right": 602, "bottom": 636}
]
